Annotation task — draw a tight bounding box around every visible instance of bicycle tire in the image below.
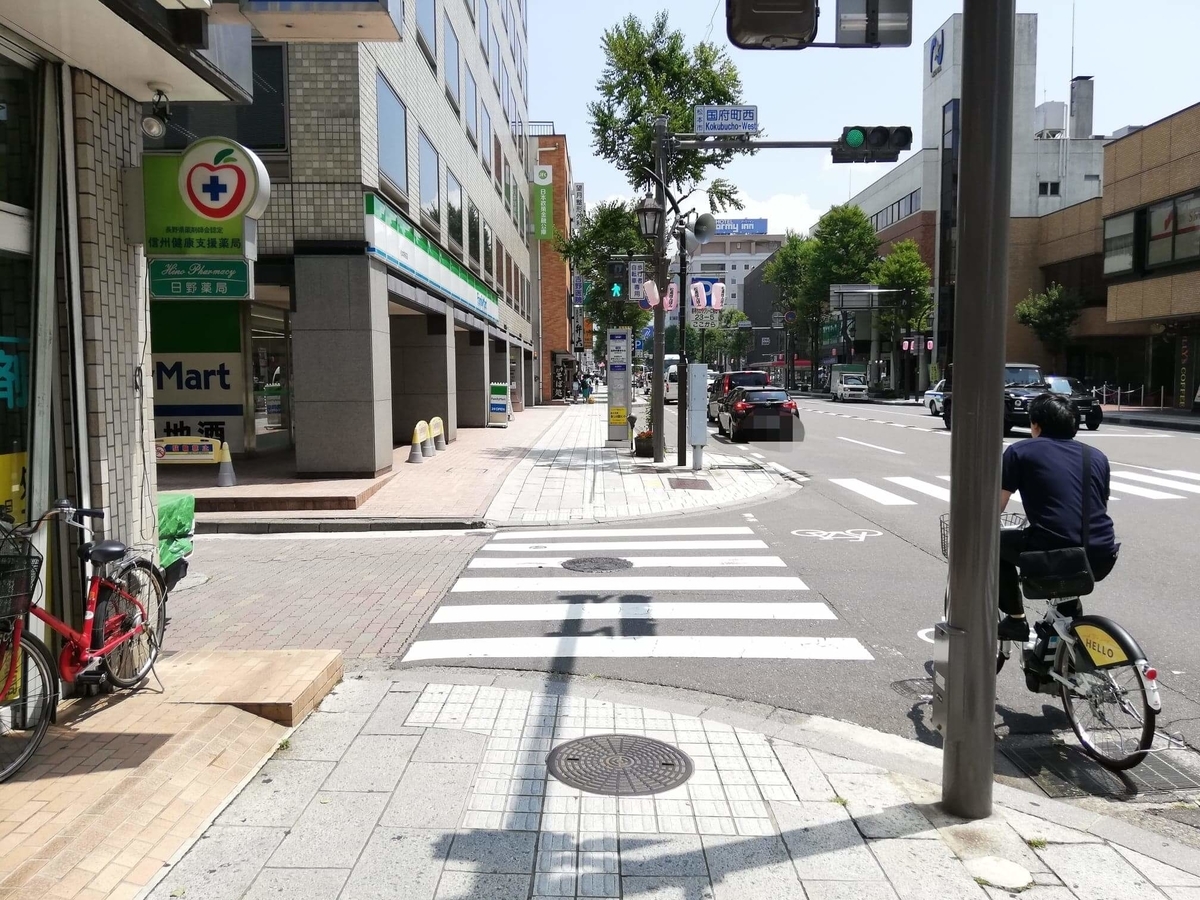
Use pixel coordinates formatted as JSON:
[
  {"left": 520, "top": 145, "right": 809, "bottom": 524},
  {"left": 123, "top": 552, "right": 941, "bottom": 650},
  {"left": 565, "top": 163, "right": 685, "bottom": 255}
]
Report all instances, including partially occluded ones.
[
  {"left": 0, "top": 630, "right": 57, "bottom": 783},
  {"left": 101, "top": 558, "right": 166, "bottom": 690},
  {"left": 1056, "top": 639, "right": 1155, "bottom": 771}
]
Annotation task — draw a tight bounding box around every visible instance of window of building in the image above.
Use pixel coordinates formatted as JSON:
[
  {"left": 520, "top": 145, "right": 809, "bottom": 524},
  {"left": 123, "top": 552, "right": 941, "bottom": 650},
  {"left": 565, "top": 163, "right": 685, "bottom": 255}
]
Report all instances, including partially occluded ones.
[
  {"left": 1101, "top": 213, "right": 1134, "bottom": 275},
  {"left": 1174, "top": 192, "right": 1200, "bottom": 260},
  {"left": 444, "top": 13, "right": 460, "bottom": 110},
  {"left": 416, "top": 0, "right": 437, "bottom": 69},
  {"left": 143, "top": 44, "right": 288, "bottom": 153},
  {"left": 464, "top": 66, "right": 478, "bottom": 144},
  {"left": 493, "top": 133, "right": 503, "bottom": 190},
  {"left": 447, "top": 170, "right": 464, "bottom": 250},
  {"left": 376, "top": 72, "right": 407, "bottom": 196},
  {"left": 468, "top": 202, "right": 481, "bottom": 265},
  {"left": 419, "top": 131, "right": 440, "bottom": 225},
  {"left": 479, "top": 0, "right": 490, "bottom": 55},
  {"left": 501, "top": 66, "right": 510, "bottom": 124},
  {"left": 1147, "top": 200, "right": 1174, "bottom": 265},
  {"left": 1038, "top": 181, "right": 1061, "bottom": 196},
  {"left": 497, "top": 240, "right": 507, "bottom": 301},
  {"left": 503, "top": 158, "right": 512, "bottom": 210},
  {"left": 483, "top": 222, "right": 494, "bottom": 276},
  {"left": 481, "top": 105, "right": 492, "bottom": 172},
  {"left": 464, "top": 0, "right": 475, "bottom": 22},
  {"left": 490, "top": 27, "right": 501, "bottom": 90}
]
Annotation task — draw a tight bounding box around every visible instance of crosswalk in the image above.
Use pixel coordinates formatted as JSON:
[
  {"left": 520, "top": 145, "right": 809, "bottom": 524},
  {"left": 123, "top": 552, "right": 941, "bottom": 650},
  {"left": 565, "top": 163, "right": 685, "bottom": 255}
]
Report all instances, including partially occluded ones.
[
  {"left": 827, "top": 468, "right": 1200, "bottom": 508},
  {"left": 401, "top": 525, "right": 874, "bottom": 665}
]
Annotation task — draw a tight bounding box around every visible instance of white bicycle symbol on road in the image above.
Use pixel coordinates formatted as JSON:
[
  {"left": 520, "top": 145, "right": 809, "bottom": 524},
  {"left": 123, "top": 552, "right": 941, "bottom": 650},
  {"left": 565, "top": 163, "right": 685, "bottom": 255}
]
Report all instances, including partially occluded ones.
[{"left": 791, "top": 529, "right": 883, "bottom": 542}]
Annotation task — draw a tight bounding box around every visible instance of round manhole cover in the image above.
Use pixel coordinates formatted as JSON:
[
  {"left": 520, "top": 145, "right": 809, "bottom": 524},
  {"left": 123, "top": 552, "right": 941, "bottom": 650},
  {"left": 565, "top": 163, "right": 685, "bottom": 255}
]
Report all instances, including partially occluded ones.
[
  {"left": 547, "top": 734, "right": 693, "bottom": 795},
  {"left": 561, "top": 557, "right": 634, "bottom": 573}
]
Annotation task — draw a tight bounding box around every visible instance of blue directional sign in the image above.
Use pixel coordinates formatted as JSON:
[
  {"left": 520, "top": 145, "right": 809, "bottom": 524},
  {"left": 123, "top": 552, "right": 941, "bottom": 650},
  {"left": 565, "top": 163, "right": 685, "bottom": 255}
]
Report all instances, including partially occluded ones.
[{"left": 694, "top": 105, "right": 759, "bottom": 135}]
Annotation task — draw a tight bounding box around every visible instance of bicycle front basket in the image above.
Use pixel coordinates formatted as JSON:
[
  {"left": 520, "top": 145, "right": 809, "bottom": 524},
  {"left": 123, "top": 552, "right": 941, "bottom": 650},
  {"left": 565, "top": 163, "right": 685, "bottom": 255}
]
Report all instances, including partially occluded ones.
[{"left": 0, "top": 530, "right": 42, "bottom": 621}]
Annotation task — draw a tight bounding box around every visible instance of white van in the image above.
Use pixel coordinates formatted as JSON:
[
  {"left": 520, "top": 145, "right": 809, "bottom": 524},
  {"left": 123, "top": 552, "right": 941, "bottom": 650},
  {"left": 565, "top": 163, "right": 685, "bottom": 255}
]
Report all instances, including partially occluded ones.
[{"left": 665, "top": 365, "right": 679, "bottom": 403}]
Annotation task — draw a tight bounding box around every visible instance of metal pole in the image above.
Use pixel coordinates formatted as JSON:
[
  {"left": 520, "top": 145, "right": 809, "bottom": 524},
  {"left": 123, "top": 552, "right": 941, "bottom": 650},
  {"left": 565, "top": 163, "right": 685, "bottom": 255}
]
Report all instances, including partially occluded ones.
[
  {"left": 942, "top": 0, "right": 1016, "bottom": 821},
  {"left": 677, "top": 224, "right": 689, "bottom": 467},
  {"left": 652, "top": 116, "right": 668, "bottom": 463}
]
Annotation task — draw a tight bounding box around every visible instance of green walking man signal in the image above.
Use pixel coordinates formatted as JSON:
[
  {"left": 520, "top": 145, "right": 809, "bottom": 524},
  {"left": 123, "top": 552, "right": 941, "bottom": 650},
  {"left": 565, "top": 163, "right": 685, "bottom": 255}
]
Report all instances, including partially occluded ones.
[{"left": 606, "top": 260, "right": 629, "bottom": 301}]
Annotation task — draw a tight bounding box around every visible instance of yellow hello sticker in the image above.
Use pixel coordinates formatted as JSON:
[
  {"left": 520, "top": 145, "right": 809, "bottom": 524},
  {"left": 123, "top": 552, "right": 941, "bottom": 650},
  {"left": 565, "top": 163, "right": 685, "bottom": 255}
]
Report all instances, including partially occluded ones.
[{"left": 1075, "top": 624, "right": 1128, "bottom": 667}]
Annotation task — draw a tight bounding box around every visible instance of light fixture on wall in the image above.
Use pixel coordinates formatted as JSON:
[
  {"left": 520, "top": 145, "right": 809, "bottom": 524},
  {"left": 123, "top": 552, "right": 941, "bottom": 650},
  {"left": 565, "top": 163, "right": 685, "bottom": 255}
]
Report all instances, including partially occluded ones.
[{"left": 142, "top": 83, "right": 172, "bottom": 139}]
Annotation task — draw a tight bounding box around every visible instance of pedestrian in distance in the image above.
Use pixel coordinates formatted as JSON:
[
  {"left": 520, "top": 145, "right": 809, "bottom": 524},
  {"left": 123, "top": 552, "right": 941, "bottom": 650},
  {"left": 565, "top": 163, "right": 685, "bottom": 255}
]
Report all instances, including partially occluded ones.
[{"left": 582, "top": 378, "right": 593, "bottom": 404}]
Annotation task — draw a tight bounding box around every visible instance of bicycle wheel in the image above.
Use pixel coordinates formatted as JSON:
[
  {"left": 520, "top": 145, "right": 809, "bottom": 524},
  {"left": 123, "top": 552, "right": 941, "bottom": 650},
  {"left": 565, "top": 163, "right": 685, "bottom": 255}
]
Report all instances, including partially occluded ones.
[
  {"left": 0, "top": 630, "right": 57, "bottom": 783},
  {"left": 1057, "top": 640, "right": 1155, "bottom": 770},
  {"left": 101, "top": 559, "right": 166, "bottom": 690}
]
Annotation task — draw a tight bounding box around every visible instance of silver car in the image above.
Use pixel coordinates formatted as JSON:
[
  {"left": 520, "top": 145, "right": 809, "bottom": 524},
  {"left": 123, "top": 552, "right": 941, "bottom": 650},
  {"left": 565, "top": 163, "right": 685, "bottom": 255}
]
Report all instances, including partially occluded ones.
[{"left": 924, "top": 379, "right": 947, "bottom": 415}]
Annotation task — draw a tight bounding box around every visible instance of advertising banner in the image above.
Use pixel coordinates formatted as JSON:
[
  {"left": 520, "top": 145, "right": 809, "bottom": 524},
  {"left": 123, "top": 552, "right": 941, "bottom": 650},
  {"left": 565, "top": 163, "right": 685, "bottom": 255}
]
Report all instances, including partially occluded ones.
[
  {"left": 150, "top": 258, "right": 252, "bottom": 300},
  {"left": 533, "top": 165, "right": 554, "bottom": 240},
  {"left": 607, "top": 328, "right": 632, "bottom": 442}
]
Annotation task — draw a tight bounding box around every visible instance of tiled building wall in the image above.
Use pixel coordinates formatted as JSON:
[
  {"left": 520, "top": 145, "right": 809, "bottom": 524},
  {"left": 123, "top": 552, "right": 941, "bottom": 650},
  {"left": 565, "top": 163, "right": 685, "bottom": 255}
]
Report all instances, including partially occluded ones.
[
  {"left": 1037, "top": 197, "right": 1102, "bottom": 264},
  {"left": 73, "top": 71, "right": 156, "bottom": 544},
  {"left": 1103, "top": 102, "right": 1200, "bottom": 217},
  {"left": 877, "top": 212, "right": 937, "bottom": 272},
  {"left": 536, "top": 136, "right": 570, "bottom": 401}
]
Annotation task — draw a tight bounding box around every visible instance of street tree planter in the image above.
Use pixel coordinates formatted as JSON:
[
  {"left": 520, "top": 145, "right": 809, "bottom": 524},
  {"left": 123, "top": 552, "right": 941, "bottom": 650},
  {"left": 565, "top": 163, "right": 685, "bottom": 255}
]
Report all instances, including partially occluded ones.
[{"left": 634, "top": 433, "right": 654, "bottom": 457}]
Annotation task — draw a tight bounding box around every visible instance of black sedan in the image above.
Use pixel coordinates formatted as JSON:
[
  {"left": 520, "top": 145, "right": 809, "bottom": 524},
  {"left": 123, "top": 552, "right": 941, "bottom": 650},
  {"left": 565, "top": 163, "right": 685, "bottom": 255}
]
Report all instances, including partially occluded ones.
[{"left": 717, "top": 387, "right": 797, "bottom": 442}]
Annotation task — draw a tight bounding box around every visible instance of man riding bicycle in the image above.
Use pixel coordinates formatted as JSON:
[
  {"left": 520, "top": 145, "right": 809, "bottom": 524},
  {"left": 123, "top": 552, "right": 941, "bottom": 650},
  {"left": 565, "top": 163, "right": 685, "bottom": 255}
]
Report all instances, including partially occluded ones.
[{"left": 998, "top": 393, "right": 1119, "bottom": 642}]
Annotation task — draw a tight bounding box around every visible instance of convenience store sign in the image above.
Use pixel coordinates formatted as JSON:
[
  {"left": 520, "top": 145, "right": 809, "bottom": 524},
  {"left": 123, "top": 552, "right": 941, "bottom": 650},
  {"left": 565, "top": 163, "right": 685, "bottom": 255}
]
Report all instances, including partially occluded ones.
[{"left": 364, "top": 194, "right": 500, "bottom": 324}]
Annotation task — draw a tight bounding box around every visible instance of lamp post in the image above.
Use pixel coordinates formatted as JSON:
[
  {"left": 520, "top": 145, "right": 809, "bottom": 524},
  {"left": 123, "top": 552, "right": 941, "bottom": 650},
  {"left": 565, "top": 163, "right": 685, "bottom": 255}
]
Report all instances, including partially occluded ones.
[{"left": 649, "top": 116, "right": 670, "bottom": 462}]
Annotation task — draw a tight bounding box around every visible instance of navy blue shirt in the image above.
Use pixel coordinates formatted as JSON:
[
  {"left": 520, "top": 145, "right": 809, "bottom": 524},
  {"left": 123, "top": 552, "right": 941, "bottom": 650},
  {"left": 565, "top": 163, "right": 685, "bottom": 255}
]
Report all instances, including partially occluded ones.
[{"left": 1001, "top": 437, "right": 1118, "bottom": 560}]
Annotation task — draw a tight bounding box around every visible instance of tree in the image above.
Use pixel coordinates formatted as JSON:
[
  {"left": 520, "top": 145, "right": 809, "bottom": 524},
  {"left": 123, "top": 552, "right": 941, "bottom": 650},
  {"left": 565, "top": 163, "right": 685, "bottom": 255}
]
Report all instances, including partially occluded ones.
[
  {"left": 764, "top": 232, "right": 819, "bottom": 383},
  {"left": 588, "top": 11, "right": 748, "bottom": 211},
  {"left": 716, "top": 308, "right": 750, "bottom": 367},
  {"left": 555, "top": 200, "right": 652, "bottom": 359},
  {"left": 1014, "top": 282, "right": 1081, "bottom": 371},
  {"left": 875, "top": 239, "right": 933, "bottom": 395},
  {"left": 807, "top": 205, "right": 880, "bottom": 296}
]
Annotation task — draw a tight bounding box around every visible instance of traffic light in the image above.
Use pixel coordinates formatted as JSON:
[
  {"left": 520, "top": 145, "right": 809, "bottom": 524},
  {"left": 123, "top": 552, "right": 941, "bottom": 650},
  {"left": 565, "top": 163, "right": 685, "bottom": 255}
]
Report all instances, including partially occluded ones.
[
  {"left": 832, "top": 126, "right": 913, "bottom": 163},
  {"left": 605, "top": 260, "right": 629, "bottom": 300}
]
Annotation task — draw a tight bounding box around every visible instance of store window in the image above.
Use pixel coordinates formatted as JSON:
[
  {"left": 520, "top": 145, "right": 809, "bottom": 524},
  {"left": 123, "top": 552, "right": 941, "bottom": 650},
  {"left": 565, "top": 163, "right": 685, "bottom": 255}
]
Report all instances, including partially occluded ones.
[
  {"left": 1174, "top": 192, "right": 1200, "bottom": 261},
  {"left": 1103, "top": 213, "right": 1135, "bottom": 275},
  {"left": 251, "top": 306, "right": 290, "bottom": 449},
  {"left": 376, "top": 73, "right": 408, "bottom": 196},
  {"left": 0, "top": 62, "right": 38, "bottom": 208},
  {"left": 447, "top": 170, "right": 464, "bottom": 251},
  {"left": 444, "top": 13, "right": 460, "bottom": 110},
  {"left": 419, "top": 131, "right": 440, "bottom": 225},
  {"left": 1147, "top": 200, "right": 1174, "bottom": 266}
]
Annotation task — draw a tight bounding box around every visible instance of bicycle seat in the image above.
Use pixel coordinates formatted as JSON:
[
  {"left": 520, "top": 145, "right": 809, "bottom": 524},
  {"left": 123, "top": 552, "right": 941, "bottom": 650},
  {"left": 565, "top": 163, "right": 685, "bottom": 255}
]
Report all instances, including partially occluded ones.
[{"left": 77, "top": 540, "right": 128, "bottom": 565}]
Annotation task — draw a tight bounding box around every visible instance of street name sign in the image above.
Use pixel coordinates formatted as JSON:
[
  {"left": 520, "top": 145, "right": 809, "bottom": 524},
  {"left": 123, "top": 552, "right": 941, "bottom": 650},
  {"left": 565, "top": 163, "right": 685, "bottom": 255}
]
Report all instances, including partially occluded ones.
[{"left": 694, "top": 105, "right": 759, "bottom": 135}]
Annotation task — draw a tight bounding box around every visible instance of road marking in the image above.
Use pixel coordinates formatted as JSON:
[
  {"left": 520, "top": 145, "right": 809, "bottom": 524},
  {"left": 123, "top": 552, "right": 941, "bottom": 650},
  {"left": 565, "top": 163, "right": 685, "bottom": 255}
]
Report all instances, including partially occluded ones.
[
  {"left": 1111, "top": 471, "right": 1200, "bottom": 495},
  {"left": 792, "top": 529, "right": 881, "bottom": 541},
  {"left": 450, "top": 575, "right": 808, "bottom": 592},
  {"left": 917, "top": 628, "right": 935, "bottom": 644},
  {"left": 492, "top": 527, "right": 754, "bottom": 540},
  {"left": 836, "top": 437, "right": 905, "bottom": 455},
  {"left": 480, "top": 540, "right": 771, "bottom": 552},
  {"left": 402, "top": 635, "right": 874, "bottom": 662},
  {"left": 829, "top": 479, "right": 916, "bottom": 506},
  {"left": 430, "top": 602, "right": 837, "bottom": 623},
  {"left": 767, "top": 461, "right": 808, "bottom": 481},
  {"left": 467, "top": 555, "right": 788, "bottom": 569},
  {"left": 196, "top": 529, "right": 494, "bottom": 541},
  {"left": 751, "top": 452, "right": 765, "bottom": 459},
  {"left": 1107, "top": 482, "right": 1184, "bottom": 500},
  {"left": 937, "top": 475, "right": 1022, "bottom": 505},
  {"left": 1161, "top": 469, "right": 1200, "bottom": 481},
  {"left": 883, "top": 476, "right": 949, "bottom": 501}
]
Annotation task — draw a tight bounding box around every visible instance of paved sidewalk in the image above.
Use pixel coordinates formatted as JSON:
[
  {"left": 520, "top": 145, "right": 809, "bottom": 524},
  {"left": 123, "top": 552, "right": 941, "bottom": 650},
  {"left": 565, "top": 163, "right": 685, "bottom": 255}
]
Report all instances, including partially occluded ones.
[
  {"left": 486, "top": 402, "right": 797, "bottom": 525},
  {"left": 1100, "top": 407, "right": 1200, "bottom": 433},
  {"left": 145, "top": 671, "right": 1200, "bottom": 900}
]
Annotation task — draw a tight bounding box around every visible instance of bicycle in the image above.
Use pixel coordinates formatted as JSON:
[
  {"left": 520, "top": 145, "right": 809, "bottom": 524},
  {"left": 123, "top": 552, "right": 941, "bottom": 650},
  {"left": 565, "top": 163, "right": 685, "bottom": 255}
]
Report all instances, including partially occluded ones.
[
  {"left": 938, "top": 512, "right": 1161, "bottom": 771},
  {"left": 0, "top": 499, "right": 166, "bottom": 782}
]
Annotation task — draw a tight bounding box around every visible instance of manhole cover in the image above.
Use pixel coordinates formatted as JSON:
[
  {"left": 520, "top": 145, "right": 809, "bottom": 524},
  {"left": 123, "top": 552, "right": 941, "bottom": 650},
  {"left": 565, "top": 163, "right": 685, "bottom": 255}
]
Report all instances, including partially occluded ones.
[
  {"left": 668, "top": 477, "right": 713, "bottom": 491},
  {"left": 561, "top": 557, "right": 633, "bottom": 573},
  {"left": 998, "top": 734, "right": 1200, "bottom": 799},
  {"left": 891, "top": 678, "right": 934, "bottom": 701},
  {"left": 547, "top": 734, "right": 694, "bottom": 795}
]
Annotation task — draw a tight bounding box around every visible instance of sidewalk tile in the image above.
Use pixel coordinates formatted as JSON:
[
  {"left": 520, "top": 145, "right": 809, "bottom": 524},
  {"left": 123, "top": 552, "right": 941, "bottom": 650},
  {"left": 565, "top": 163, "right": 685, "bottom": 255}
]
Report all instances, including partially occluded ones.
[
  {"left": 619, "top": 834, "right": 707, "bottom": 876},
  {"left": 771, "top": 800, "right": 886, "bottom": 881},
  {"left": 435, "top": 871, "right": 531, "bottom": 900},
  {"left": 445, "top": 830, "right": 537, "bottom": 874},
  {"left": 146, "top": 826, "right": 284, "bottom": 900},
  {"left": 1113, "top": 844, "right": 1200, "bottom": 886},
  {"left": 803, "top": 883, "right": 900, "bottom": 900},
  {"left": 621, "top": 875, "right": 715, "bottom": 899},
  {"left": 276, "top": 712, "right": 370, "bottom": 761},
  {"left": 363, "top": 692, "right": 422, "bottom": 734},
  {"left": 382, "top": 763, "right": 476, "bottom": 829},
  {"left": 340, "top": 828, "right": 448, "bottom": 900},
  {"left": 413, "top": 729, "right": 489, "bottom": 764},
  {"left": 702, "top": 832, "right": 806, "bottom": 899},
  {"left": 242, "top": 867, "right": 350, "bottom": 900},
  {"left": 322, "top": 735, "right": 421, "bottom": 792},
  {"left": 216, "top": 759, "right": 336, "bottom": 827},
  {"left": 936, "top": 819, "right": 1048, "bottom": 873},
  {"left": 267, "top": 792, "right": 387, "bottom": 868},
  {"left": 1037, "top": 843, "right": 1166, "bottom": 900},
  {"left": 825, "top": 774, "right": 937, "bottom": 839},
  {"left": 868, "top": 838, "right": 988, "bottom": 900},
  {"left": 317, "top": 679, "right": 391, "bottom": 714},
  {"left": 983, "top": 888, "right": 1076, "bottom": 900},
  {"left": 999, "top": 808, "right": 1104, "bottom": 845}
]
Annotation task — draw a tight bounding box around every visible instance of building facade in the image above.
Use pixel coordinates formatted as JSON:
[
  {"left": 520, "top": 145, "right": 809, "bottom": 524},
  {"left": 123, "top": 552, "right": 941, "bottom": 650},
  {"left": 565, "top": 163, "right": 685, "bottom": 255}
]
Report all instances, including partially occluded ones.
[
  {"left": 533, "top": 126, "right": 581, "bottom": 402},
  {"left": 147, "top": 0, "right": 538, "bottom": 476}
]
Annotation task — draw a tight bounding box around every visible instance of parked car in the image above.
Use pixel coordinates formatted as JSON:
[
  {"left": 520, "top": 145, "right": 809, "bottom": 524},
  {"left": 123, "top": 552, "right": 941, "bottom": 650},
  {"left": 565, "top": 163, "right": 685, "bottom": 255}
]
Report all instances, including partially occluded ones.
[
  {"left": 718, "top": 387, "right": 797, "bottom": 442},
  {"left": 707, "top": 370, "right": 769, "bottom": 421},
  {"left": 923, "top": 379, "right": 947, "bottom": 415},
  {"left": 1046, "top": 375, "right": 1103, "bottom": 430}
]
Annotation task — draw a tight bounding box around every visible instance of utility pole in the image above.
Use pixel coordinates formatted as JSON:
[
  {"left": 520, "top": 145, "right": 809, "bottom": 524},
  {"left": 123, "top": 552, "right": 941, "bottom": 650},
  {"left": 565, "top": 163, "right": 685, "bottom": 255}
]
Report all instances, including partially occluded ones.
[
  {"left": 941, "top": 0, "right": 1016, "bottom": 820},
  {"left": 677, "top": 223, "right": 689, "bottom": 467},
  {"left": 651, "top": 116, "right": 668, "bottom": 463}
]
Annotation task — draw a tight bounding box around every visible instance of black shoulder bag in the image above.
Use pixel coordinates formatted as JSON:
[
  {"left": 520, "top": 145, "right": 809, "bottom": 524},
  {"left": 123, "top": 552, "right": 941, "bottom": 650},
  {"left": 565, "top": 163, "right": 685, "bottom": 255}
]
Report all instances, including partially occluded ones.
[{"left": 1018, "top": 444, "right": 1096, "bottom": 600}]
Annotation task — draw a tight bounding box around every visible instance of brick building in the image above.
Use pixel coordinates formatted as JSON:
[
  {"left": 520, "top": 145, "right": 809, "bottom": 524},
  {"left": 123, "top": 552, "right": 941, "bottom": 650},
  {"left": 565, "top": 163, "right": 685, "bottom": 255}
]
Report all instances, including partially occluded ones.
[{"left": 534, "top": 127, "right": 577, "bottom": 401}]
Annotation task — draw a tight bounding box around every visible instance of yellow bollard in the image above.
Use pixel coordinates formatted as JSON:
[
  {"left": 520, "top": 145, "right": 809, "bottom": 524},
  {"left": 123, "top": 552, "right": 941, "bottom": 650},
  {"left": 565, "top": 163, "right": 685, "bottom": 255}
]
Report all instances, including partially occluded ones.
[
  {"left": 216, "top": 442, "right": 237, "bottom": 487},
  {"left": 429, "top": 416, "right": 447, "bottom": 451},
  {"left": 408, "top": 421, "right": 430, "bottom": 464}
]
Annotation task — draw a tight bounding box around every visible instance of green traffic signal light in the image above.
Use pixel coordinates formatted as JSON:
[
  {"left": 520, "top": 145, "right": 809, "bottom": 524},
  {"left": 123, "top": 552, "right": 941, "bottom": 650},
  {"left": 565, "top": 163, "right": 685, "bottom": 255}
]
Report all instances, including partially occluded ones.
[{"left": 844, "top": 127, "right": 865, "bottom": 148}]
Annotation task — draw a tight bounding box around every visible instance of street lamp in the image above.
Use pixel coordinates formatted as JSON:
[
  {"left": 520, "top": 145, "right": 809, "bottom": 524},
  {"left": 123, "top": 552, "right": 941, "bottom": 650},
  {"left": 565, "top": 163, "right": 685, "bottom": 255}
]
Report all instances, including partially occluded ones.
[{"left": 636, "top": 194, "right": 663, "bottom": 241}]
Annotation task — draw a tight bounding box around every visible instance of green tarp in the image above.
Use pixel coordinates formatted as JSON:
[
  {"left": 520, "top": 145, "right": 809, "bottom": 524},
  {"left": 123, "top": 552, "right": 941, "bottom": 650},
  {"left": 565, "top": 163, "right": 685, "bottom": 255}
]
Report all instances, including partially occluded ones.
[{"left": 158, "top": 492, "right": 195, "bottom": 569}]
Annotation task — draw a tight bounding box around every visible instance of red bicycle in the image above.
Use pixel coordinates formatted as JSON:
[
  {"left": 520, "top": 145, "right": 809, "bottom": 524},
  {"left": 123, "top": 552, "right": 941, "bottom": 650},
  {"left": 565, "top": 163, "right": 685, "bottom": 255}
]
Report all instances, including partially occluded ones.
[{"left": 0, "top": 499, "right": 166, "bottom": 782}]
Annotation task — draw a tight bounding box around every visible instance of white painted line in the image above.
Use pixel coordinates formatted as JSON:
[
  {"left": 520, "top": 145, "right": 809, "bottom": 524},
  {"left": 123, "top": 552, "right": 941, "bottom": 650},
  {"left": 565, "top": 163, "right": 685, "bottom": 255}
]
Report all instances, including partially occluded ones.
[
  {"left": 491, "top": 526, "right": 754, "bottom": 540},
  {"left": 402, "top": 635, "right": 874, "bottom": 662},
  {"left": 751, "top": 452, "right": 765, "bottom": 459},
  {"left": 1111, "top": 471, "right": 1200, "bottom": 495},
  {"left": 836, "top": 437, "right": 905, "bottom": 455},
  {"left": 917, "top": 628, "right": 935, "bottom": 644},
  {"left": 829, "top": 479, "right": 916, "bottom": 506},
  {"left": 467, "top": 556, "right": 788, "bottom": 569},
  {"left": 480, "top": 540, "right": 770, "bottom": 552},
  {"left": 1161, "top": 469, "right": 1200, "bottom": 481},
  {"left": 196, "top": 529, "right": 494, "bottom": 541},
  {"left": 885, "top": 477, "right": 950, "bottom": 502},
  {"left": 450, "top": 576, "right": 808, "bottom": 592},
  {"left": 767, "top": 461, "right": 808, "bottom": 480},
  {"left": 1107, "top": 482, "right": 1184, "bottom": 500},
  {"left": 430, "top": 602, "right": 836, "bottom": 624}
]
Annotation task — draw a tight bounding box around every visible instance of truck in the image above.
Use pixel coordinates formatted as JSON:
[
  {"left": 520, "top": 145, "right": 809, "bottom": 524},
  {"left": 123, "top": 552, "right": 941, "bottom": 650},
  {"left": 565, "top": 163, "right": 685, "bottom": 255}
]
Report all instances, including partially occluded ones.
[{"left": 830, "top": 364, "right": 869, "bottom": 402}]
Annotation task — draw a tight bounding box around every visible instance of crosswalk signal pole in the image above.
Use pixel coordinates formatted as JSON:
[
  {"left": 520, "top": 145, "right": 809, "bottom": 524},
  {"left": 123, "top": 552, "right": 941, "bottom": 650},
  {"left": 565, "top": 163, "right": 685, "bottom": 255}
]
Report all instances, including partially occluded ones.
[
  {"left": 942, "top": 0, "right": 1016, "bottom": 820},
  {"left": 652, "top": 117, "right": 669, "bottom": 463}
]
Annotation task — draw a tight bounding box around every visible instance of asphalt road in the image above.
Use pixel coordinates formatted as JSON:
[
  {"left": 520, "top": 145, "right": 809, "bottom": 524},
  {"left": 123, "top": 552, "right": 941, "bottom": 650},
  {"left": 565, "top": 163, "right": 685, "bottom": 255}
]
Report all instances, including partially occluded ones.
[{"left": 401, "top": 394, "right": 1200, "bottom": 762}]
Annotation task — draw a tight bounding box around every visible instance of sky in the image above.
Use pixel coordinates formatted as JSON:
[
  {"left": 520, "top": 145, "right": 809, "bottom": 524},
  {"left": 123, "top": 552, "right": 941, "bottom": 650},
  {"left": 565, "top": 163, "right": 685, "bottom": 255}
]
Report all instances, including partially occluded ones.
[{"left": 528, "top": 0, "right": 1200, "bottom": 234}]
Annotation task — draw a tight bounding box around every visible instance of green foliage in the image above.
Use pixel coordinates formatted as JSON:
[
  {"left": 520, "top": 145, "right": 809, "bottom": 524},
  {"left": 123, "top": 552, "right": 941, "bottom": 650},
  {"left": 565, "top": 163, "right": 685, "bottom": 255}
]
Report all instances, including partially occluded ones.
[
  {"left": 764, "top": 232, "right": 821, "bottom": 374},
  {"left": 1014, "top": 281, "right": 1081, "bottom": 368},
  {"left": 875, "top": 239, "right": 933, "bottom": 334},
  {"left": 807, "top": 205, "right": 880, "bottom": 294},
  {"left": 555, "top": 200, "right": 652, "bottom": 357},
  {"left": 717, "top": 308, "right": 751, "bottom": 362},
  {"left": 588, "top": 11, "right": 749, "bottom": 210}
]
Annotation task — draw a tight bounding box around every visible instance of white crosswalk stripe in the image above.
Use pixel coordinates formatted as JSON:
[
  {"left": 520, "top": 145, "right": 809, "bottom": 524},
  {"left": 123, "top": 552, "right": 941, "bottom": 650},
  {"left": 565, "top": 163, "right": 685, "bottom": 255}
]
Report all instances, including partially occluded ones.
[
  {"left": 1106, "top": 481, "right": 1184, "bottom": 500},
  {"left": 401, "top": 524, "right": 873, "bottom": 665},
  {"left": 885, "top": 476, "right": 950, "bottom": 501},
  {"left": 828, "top": 479, "right": 915, "bottom": 506},
  {"left": 1111, "top": 471, "right": 1200, "bottom": 495}
]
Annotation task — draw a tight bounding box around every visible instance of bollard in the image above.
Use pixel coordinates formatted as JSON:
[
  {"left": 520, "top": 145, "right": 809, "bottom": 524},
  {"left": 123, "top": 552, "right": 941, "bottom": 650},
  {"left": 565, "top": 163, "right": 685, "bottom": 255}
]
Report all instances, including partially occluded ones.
[
  {"left": 430, "top": 416, "right": 447, "bottom": 451},
  {"left": 408, "top": 421, "right": 430, "bottom": 464},
  {"left": 216, "top": 442, "right": 237, "bottom": 487}
]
